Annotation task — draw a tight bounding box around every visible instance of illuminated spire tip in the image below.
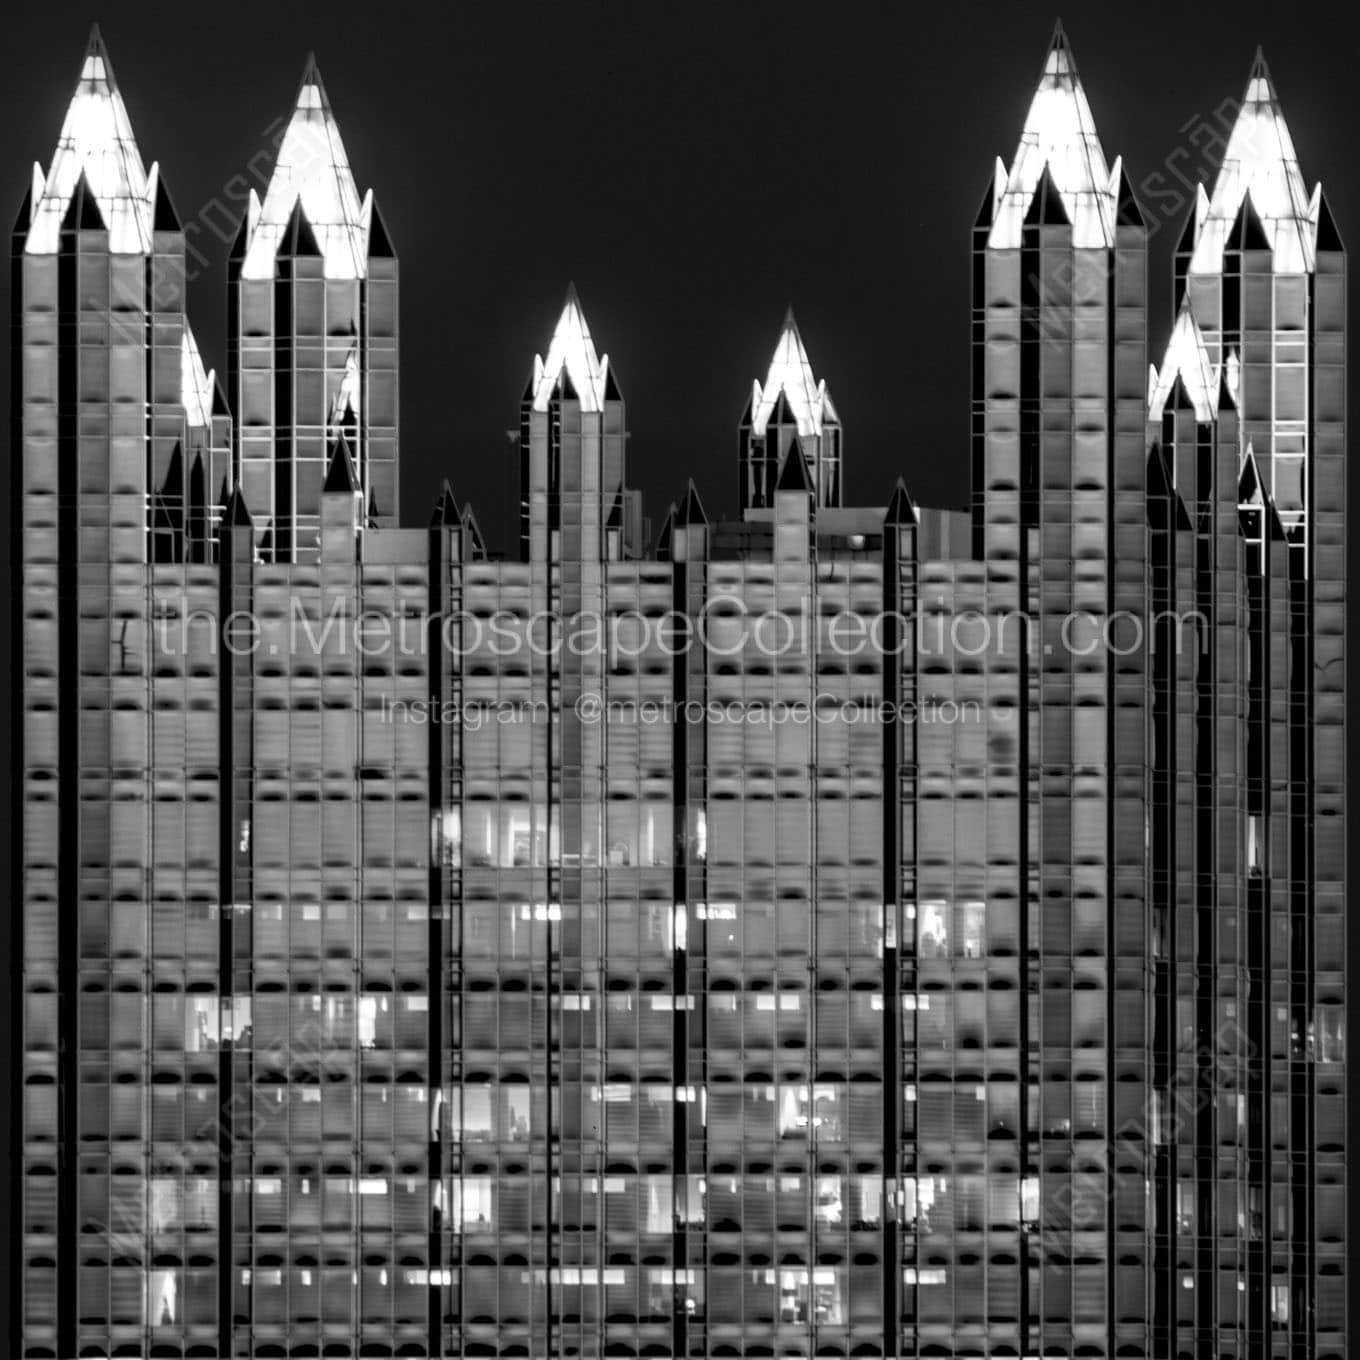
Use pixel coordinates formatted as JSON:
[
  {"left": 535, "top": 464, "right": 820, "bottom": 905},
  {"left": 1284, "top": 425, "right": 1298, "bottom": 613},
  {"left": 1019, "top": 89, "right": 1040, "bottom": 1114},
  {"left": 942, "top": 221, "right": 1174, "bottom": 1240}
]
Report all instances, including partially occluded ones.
[
  {"left": 240, "top": 56, "right": 372, "bottom": 280},
  {"left": 1149, "top": 304, "right": 1218, "bottom": 422},
  {"left": 532, "top": 285, "right": 611, "bottom": 412},
  {"left": 26, "top": 27, "right": 155, "bottom": 254},
  {"left": 751, "top": 310, "right": 837, "bottom": 437},
  {"left": 1187, "top": 51, "right": 1316, "bottom": 274},
  {"left": 987, "top": 25, "right": 1116, "bottom": 249}
]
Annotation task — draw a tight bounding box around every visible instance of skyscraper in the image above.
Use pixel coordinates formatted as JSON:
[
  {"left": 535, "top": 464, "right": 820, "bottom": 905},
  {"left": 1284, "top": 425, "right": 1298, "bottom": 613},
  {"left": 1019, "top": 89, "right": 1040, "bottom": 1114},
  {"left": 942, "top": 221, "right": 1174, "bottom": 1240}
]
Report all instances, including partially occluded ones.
[{"left": 9, "top": 23, "right": 1344, "bottom": 1360}]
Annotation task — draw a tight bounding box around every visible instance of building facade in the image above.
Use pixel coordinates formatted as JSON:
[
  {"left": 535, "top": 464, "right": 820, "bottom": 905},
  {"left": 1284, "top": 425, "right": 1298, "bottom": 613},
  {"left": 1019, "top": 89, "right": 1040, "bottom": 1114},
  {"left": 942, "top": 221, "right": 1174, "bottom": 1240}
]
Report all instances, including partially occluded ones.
[{"left": 9, "top": 24, "right": 1345, "bottom": 1360}]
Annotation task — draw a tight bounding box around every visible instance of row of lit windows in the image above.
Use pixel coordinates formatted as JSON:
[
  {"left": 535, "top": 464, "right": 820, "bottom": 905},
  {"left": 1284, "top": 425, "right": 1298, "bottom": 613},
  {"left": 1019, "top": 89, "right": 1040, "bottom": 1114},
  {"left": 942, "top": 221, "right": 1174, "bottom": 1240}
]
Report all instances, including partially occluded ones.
[
  {"left": 35, "top": 1261, "right": 1338, "bottom": 1333},
  {"left": 42, "top": 1168, "right": 1339, "bottom": 1246}
]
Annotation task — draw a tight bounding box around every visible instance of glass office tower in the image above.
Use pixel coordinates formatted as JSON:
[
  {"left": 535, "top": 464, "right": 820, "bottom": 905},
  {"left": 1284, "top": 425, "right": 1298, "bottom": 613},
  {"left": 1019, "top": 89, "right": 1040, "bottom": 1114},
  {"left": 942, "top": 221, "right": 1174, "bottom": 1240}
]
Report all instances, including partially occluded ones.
[
  {"left": 228, "top": 56, "right": 399, "bottom": 561},
  {"left": 10, "top": 24, "right": 1345, "bottom": 1360}
]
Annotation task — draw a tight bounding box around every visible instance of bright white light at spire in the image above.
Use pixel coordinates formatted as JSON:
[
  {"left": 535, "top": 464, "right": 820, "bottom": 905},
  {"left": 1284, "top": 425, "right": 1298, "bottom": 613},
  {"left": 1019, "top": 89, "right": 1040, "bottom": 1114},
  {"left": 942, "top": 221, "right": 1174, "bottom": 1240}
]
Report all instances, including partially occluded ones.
[
  {"left": 26, "top": 28, "right": 154, "bottom": 255},
  {"left": 240, "top": 57, "right": 371, "bottom": 280},
  {"left": 1149, "top": 305, "right": 1218, "bottom": 422},
  {"left": 1187, "top": 52, "right": 1316, "bottom": 274},
  {"left": 532, "top": 287, "right": 610, "bottom": 412},
  {"left": 988, "top": 24, "right": 1116, "bottom": 249},
  {"left": 751, "top": 311, "right": 837, "bottom": 437},
  {"left": 181, "top": 326, "right": 216, "bottom": 430}
]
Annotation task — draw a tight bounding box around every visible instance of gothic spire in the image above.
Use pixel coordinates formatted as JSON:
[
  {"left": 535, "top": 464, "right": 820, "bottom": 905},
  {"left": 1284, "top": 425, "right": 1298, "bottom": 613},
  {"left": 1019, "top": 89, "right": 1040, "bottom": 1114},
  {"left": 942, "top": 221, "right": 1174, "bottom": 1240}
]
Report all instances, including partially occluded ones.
[
  {"left": 1187, "top": 50, "right": 1316, "bottom": 274},
  {"left": 1149, "top": 303, "right": 1218, "bottom": 422},
  {"left": 988, "top": 22, "right": 1116, "bottom": 249},
  {"left": 240, "top": 55, "right": 370, "bottom": 280},
  {"left": 27, "top": 26, "right": 155, "bottom": 255},
  {"left": 750, "top": 309, "right": 837, "bottom": 438},
  {"left": 530, "top": 284, "right": 612, "bottom": 412}
]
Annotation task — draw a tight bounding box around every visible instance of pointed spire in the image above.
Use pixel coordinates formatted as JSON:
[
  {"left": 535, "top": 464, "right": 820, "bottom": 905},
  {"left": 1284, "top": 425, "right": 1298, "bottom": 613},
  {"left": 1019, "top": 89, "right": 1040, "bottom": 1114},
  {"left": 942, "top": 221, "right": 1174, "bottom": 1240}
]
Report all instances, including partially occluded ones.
[
  {"left": 240, "top": 54, "right": 371, "bottom": 280},
  {"left": 1023, "top": 163, "right": 1071, "bottom": 227},
  {"left": 12, "top": 179, "right": 35, "bottom": 245},
  {"left": 27, "top": 27, "right": 155, "bottom": 255},
  {"left": 1187, "top": 50, "right": 1315, "bottom": 274},
  {"left": 1150, "top": 303, "right": 1218, "bottom": 422},
  {"left": 1312, "top": 185, "right": 1344, "bottom": 253},
  {"left": 531, "top": 284, "right": 611, "bottom": 412},
  {"left": 988, "top": 24, "right": 1116, "bottom": 249},
  {"left": 751, "top": 310, "right": 836, "bottom": 437},
  {"left": 776, "top": 440, "right": 814, "bottom": 495},
  {"left": 1225, "top": 193, "right": 1271, "bottom": 252},
  {"left": 61, "top": 171, "right": 106, "bottom": 233},
  {"left": 654, "top": 502, "right": 678, "bottom": 559},
  {"left": 230, "top": 188, "right": 261, "bottom": 262},
  {"left": 1109, "top": 156, "right": 1144, "bottom": 227},
  {"left": 679, "top": 480, "right": 708, "bottom": 526},
  {"left": 883, "top": 478, "right": 918, "bottom": 527},
  {"left": 460, "top": 506, "right": 486, "bottom": 558},
  {"left": 361, "top": 190, "right": 395, "bottom": 258},
  {"left": 224, "top": 485, "right": 253, "bottom": 528},
  {"left": 429, "top": 480, "right": 461, "bottom": 528},
  {"left": 148, "top": 163, "right": 181, "bottom": 232},
  {"left": 14, "top": 163, "right": 45, "bottom": 239},
  {"left": 1239, "top": 444, "right": 1265, "bottom": 504},
  {"left": 282, "top": 198, "right": 320, "bottom": 257},
  {"left": 323, "top": 434, "right": 359, "bottom": 494},
  {"left": 974, "top": 157, "right": 1009, "bottom": 230}
]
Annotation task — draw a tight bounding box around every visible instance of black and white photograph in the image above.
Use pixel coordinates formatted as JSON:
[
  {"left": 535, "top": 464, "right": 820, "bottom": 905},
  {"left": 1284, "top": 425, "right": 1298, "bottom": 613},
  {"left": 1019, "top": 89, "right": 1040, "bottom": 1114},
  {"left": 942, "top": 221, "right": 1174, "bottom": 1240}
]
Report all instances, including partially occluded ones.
[{"left": 0, "top": 4, "right": 1352, "bottom": 1357}]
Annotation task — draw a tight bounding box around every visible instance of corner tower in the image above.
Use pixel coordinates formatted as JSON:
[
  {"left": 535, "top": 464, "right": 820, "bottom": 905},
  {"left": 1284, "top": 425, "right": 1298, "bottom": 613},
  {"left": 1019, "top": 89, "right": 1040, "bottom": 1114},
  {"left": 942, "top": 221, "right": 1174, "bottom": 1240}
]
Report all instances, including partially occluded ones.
[
  {"left": 738, "top": 309, "right": 842, "bottom": 513},
  {"left": 1176, "top": 52, "right": 1347, "bottom": 1360},
  {"left": 968, "top": 23, "right": 1150, "bottom": 1359},
  {"left": 518, "top": 285, "right": 639, "bottom": 563},
  {"left": 229, "top": 56, "right": 397, "bottom": 560},
  {"left": 12, "top": 28, "right": 231, "bottom": 1359}
]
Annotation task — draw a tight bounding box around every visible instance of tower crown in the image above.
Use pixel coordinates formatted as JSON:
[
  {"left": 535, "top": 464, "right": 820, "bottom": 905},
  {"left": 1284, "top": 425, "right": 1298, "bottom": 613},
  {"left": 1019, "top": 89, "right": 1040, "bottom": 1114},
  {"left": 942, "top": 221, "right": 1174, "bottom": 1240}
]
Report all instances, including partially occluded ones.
[
  {"left": 1187, "top": 52, "right": 1316, "bottom": 274},
  {"left": 1149, "top": 304, "right": 1219, "bottom": 422},
  {"left": 531, "top": 286, "right": 611, "bottom": 411},
  {"left": 240, "top": 56, "right": 373, "bottom": 280},
  {"left": 26, "top": 27, "right": 155, "bottom": 254},
  {"left": 750, "top": 310, "right": 838, "bottom": 437},
  {"left": 988, "top": 24, "right": 1116, "bottom": 249}
]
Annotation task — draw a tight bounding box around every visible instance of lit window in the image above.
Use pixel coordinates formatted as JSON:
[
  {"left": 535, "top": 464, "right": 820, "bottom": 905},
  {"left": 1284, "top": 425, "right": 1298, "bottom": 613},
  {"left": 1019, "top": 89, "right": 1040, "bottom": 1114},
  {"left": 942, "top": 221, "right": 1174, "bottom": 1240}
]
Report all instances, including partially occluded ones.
[
  {"left": 903, "top": 1267, "right": 947, "bottom": 1286},
  {"left": 917, "top": 901, "right": 948, "bottom": 956}
]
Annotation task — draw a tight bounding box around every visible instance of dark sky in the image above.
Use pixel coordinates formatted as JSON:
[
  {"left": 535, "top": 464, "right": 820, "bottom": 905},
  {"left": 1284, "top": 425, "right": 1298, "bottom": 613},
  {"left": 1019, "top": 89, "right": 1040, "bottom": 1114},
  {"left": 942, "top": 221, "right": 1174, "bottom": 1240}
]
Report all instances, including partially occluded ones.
[{"left": 2, "top": 0, "right": 1348, "bottom": 552}]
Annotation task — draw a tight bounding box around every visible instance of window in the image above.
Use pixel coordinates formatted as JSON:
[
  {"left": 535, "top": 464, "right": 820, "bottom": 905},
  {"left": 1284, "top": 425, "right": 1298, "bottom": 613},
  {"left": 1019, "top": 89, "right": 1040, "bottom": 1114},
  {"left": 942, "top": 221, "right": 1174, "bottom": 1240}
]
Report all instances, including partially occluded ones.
[
  {"left": 677, "top": 1175, "right": 706, "bottom": 1226},
  {"left": 452, "top": 1177, "right": 494, "bottom": 1231},
  {"left": 1247, "top": 814, "right": 1264, "bottom": 876},
  {"left": 777, "top": 1267, "right": 844, "bottom": 1325},
  {"left": 918, "top": 900, "right": 948, "bottom": 956},
  {"left": 1271, "top": 1284, "right": 1289, "bottom": 1329},
  {"left": 147, "top": 1269, "right": 178, "bottom": 1326},
  {"left": 957, "top": 901, "right": 985, "bottom": 956}
]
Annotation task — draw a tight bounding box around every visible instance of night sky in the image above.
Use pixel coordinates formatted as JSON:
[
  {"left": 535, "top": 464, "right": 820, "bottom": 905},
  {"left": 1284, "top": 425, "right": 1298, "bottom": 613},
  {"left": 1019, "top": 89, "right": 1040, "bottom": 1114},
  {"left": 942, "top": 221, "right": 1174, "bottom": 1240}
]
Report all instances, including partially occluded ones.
[
  {"left": 2, "top": 0, "right": 1353, "bottom": 547},
  {"left": 2, "top": 0, "right": 1358, "bottom": 1330}
]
